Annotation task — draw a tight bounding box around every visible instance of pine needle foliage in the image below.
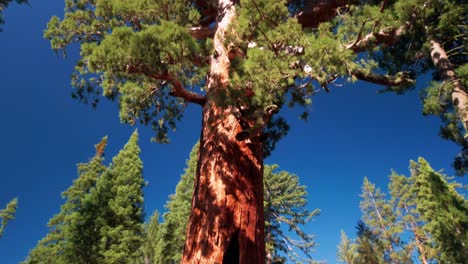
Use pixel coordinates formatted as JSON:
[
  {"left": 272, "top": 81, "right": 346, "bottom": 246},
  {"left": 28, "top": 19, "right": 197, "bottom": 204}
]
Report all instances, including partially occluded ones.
[
  {"left": 24, "top": 132, "right": 146, "bottom": 264},
  {"left": 338, "top": 158, "right": 468, "bottom": 263},
  {"left": 0, "top": 197, "right": 18, "bottom": 238}
]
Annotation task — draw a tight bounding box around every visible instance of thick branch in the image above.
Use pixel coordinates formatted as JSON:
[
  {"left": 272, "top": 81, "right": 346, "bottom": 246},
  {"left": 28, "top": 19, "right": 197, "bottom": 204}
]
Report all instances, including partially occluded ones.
[
  {"left": 346, "top": 26, "right": 406, "bottom": 53},
  {"left": 125, "top": 64, "right": 206, "bottom": 105},
  {"left": 151, "top": 72, "right": 206, "bottom": 106},
  {"left": 296, "top": 0, "right": 356, "bottom": 28},
  {"left": 430, "top": 39, "right": 468, "bottom": 134},
  {"left": 188, "top": 26, "right": 216, "bottom": 40},
  {"left": 346, "top": 2, "right": 427, "bottom": 53},
  {"left": 352, "top": 69, "right": 414, "bottom": 87}
]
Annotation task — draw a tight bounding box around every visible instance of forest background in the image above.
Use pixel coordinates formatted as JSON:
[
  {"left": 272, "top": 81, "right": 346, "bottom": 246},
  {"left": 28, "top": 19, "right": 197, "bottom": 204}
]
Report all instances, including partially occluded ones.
[{"left": 0, "top": 1, "right": 466, "bottom": 263}]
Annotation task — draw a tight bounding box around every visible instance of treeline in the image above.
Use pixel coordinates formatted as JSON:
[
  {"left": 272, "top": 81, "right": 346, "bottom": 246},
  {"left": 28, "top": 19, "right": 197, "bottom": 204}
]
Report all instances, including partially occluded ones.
[
  {"left": 23, "top": 134, "right": 319, "bottom": 264},
  {"left": 338, "top": 158, "right": 468, "bottom": 264},
  {"left": 15, "top": 132, "right": 468, "bottom": 263}
]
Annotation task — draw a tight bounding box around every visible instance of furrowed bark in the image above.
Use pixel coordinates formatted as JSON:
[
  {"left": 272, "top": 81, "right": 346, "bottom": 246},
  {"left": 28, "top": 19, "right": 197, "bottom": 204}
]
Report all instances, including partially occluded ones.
[
  {"left": 430, "top": 39, "right": 468, "bottom": 136},
  {"left": 182, "top": 0, "right": 266, "bottom": 263}
]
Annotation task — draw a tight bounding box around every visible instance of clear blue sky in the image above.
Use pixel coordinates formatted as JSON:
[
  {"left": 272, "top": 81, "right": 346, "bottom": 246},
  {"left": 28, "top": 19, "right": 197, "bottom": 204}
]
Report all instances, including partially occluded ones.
[{"left": 0, "top": 2, "right": 466, "bottom": 264}]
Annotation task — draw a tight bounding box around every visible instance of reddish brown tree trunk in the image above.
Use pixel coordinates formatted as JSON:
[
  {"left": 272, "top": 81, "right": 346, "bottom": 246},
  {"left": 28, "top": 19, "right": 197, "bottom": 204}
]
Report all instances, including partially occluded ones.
[
  {"left": 430, "top": 39, "right": 468, "bottom": 136},
  {"left": 182, "top": 0, "right": 266, "bottom": 263}
]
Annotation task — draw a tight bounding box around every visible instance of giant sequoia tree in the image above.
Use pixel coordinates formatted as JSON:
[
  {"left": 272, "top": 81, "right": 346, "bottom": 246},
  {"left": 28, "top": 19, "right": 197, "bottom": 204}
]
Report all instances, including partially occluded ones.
[
  {"left": 152, "top": 143, "right": 318, "bottom": 264},
  {"left": 46, "top": 0, "right": 467, "bottom": 262}
]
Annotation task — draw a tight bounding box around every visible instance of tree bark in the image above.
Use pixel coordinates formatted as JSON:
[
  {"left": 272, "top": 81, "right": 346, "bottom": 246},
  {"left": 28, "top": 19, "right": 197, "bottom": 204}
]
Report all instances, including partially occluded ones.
[
  {"left": 182, "top": 0, "right": 266, "bottom": 263},
  {"left": 430, "top": 39, "right": 468, "bottom": 136}
]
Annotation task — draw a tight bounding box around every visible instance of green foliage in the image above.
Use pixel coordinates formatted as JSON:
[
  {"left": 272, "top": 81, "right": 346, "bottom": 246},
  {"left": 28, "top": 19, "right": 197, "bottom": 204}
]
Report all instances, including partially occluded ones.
[
  {"left": 24, "top": 137, "right": 108, "bottom": 264},
  {"left": 142, "top": 210, "right": 160, "bottom": 264},
  {"left": 339, "top": 158, "right": 468, "bottom": 263},
  {"left": 93, "top": 130, "right": 145, "bottom": 263},
  {"left": 411, "top": 158, "right": 468, "bottom": 263},
  {"left": 44, "top": 0, "right": 208, "bottom": 143},
  {"left": 24, "top": 132, "right": 146, "bottom": 264},
  {"left": 46, "top": 0, "right": 468, "bottom": 175},
  {"left": 154, "top": 142, "right": 198, "bottom": 264},
  {"left": 263, "top": 164, "right": 320, "bottom": 264},
  {"left": 146, "top": 143, "right": 319, "bottom": 263},
  {"left": 0, "top": 197, "right": 18, "bottom": 238}
]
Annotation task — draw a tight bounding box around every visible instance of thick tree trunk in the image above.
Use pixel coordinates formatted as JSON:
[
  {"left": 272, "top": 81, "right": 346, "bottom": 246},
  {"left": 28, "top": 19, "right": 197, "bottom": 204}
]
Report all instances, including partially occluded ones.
[
  {"left": 430, "top": 39, "right": 468, "bottom": 136},
  {"left": 182, "top": 0, "right": 266, "bottom": 263}
]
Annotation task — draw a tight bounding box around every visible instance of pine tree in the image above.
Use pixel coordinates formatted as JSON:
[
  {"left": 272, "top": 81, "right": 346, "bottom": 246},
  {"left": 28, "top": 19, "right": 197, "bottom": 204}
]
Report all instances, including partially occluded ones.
[
  {"left": 94, "top": 130, "right": 145, "bottom": 263},
  {"left": 263, "top": 164, "right": 319, "bottom": 264},
  {"left": 155, "top": 143, "right": 198, "bottom": 264},
  {"left": 142, "top": 210, "right": 160, "bottom": 264},
  {"left": 24, "top": 137, "right": 108, "bottom": 264},
  {"left": 46, "top": 1, "right": 467, "bottom": 261},
  {"left": 339, "top": 158, "right": 468, "bottom": 263},
  {"left": 151, "top": 143, "right": 318, "bottom": 264},
  {"left": 388, "top": 171, "right": 435, "bottom": 264},
  {"left": 0, "top": 197, "right": 18, "bottom": 238},
  {"left": 337, "top": 230, "right": 357, "bottom": 264},
  {"left": 411, "top": 158, "right": 468, "bottom": 263},
  {"left": 359, "top": 177, "right": 407, "bottom": 262}
]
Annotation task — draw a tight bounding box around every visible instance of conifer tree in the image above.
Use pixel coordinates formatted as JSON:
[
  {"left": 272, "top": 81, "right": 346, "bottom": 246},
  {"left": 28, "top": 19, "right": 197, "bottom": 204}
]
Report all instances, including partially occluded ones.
[
  {"left": 410, "top": 158, "right": 468, "bottom": 263},
  {"left": 142, "top": 210, "right": 160, "bottom": 264},
  {"left": 24, "top": 137, "right": 108, "bottom": 264},
  {"left": 263, "top": 164, "right": 319, "bottom": 264},
  {"left": 151, "top": 143, "right": 318, "bottom": 264},
  {"left": 388, "top": 171, "right": 435, "bottom": 264},
  {"left": 93, "top": 130, "right": 145, "bottom": 263},
  {"left": 46, "top": 1, "right": 467, "bottom": 261},
  {"left": 154, "top": 143, "right": 198, "bottom": 264},
  {"left": 0, "top": 197, "right": 18, "bottom": 238},
  {"left": 339, "top": 158, "right": 468, "bottom": 263}
]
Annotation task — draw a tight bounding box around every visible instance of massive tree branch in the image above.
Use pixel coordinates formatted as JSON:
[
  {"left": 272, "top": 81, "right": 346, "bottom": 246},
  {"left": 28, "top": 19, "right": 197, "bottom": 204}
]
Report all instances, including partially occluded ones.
[
  {"left": 126, "top": 64, "right": 206, "bottom": 106},
  {"left": 352, "top": 69, "right": 414, "bottom": 87},
  {"left": 152, "top": 72, "right": 207, "bottom": 106},
  {"left": 346, "top": 26, "right": 406, "bottom": 53},
  {"left": 346, "top": 2, "right": 427, "bottom": 53},
  {"left": 296, "top": 0, "right": 356, "bottom": 28},
  {"left": 430, "top": 39, "right": 468, "bottom": 135},
  {"left": 189, "top": 26, "right": 216, "bottom": 40}
]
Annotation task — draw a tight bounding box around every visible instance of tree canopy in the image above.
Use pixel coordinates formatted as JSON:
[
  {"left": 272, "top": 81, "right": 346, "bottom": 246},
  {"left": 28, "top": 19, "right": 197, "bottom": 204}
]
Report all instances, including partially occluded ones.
[{"left": 44, "top": 0, "right": 467, "bottom": 262}]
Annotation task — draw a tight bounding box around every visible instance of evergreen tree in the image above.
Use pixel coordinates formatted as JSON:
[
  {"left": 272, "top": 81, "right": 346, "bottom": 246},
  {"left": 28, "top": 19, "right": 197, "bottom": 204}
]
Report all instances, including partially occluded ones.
[
  {"left": 337, "top": 231, "right": 357, "bottom": 264},
  {"left": 263, "top": 164, "right": 319, "bottom": 264},
  {"left": 23, "top": 137, "right": 107, "bottom": 264},
  {"left": 0, "top": 197, "right": 17, "bottom": 238},
  {"left": 25, "top": 132, "right": 146, "bottom": 264},
  {"left": 359, "top": 177, "right": 407, "bottom": 262},
  {"left": 46, "top": 1, "right": 467, "bottom": 261},
  {"left": 411, "top": 158, "right": 468, "bottom": 263},
  {"left": 93, "top": 130, "right": 145, "bottom": 263},
  {"left": 388, "top": 171, "right": 435, "bottom": 264},
  {"left": 339, "top": 158, "right": 468, "bottom": 263},
  {"left": 142, "top": 210, "right": 160, "bottom": 264},
  {"left": 155, "top": 143, "right": 198, "bottom": 264},
  {"left": 151, "top": 143, "right": 319, "bottom": 264}
]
